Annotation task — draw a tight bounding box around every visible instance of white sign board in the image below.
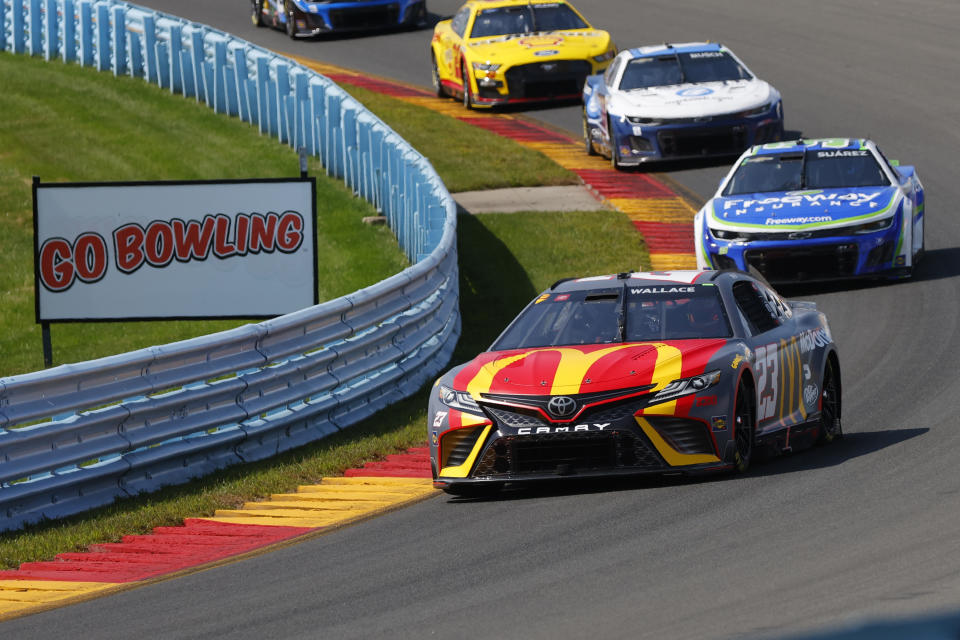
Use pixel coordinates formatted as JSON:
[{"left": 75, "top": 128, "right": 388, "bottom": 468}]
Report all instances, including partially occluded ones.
[{"left": 33, "top": 178, "right": 317, "bottom": 321}]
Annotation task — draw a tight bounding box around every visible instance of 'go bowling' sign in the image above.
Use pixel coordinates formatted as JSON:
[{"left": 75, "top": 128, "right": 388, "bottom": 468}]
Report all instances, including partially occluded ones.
[{"left": 33, "top": 178, "right": 317, "bottom": 322}]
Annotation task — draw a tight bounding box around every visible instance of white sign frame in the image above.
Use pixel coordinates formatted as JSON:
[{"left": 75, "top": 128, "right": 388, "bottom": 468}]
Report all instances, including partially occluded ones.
[{"left": 33, "top": 178, "right": 318, "bottom": 322}]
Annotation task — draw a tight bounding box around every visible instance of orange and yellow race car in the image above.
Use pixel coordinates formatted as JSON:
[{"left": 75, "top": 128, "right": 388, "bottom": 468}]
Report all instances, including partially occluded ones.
[
  {"left": 430, "top": 0, "right": 615, "bottom": 108},
  {"left": 428, "top": 270, "right": 843, "bottom": 496}
]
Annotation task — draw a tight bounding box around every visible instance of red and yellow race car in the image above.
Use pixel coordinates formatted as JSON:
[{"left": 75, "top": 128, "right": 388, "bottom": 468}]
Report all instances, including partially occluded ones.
[
  {"left": 428, "top": 270, "right": 842, "bottom": 495},
  {"left": 430, "top": 0, "right": 615, "bottom": 108}
]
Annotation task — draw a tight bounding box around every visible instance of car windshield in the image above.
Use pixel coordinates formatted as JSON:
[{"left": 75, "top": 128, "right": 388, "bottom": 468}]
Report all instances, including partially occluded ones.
[
  {"left": 723, "top": 149, "right": 890, "bottom": 195},
  {"left": 491, "top": 284, "right": 732, "bottom": 350},
  {"left": 619, "top": 50, "right": 751, "bottom": 90},
  {"left": 469, "top": 3, "right": 588, "bottom": 38}
]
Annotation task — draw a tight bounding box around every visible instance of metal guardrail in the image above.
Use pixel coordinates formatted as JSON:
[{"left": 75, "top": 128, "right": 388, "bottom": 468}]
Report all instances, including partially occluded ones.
[{"left": 0, "top": 0, "right": 459, "bottom": 532}]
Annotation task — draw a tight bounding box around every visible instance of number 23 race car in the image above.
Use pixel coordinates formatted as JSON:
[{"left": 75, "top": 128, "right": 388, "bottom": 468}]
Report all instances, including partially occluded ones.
[{"left": 429, "top": 270, "right": 842, "bottom": 496}]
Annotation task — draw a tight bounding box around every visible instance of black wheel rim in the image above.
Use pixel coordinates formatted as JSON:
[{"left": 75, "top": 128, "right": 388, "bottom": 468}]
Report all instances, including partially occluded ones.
[
  {"left": 821, "top": 364, "right": 840, "bottom": 437},
  {"left": 286, "top": 2, "right": 295, "bottom": 36},
  {"left": 462, "top": 68, "right": 470, "bottom": 107},
  {"left": 734, "top": 384, "right": 754, "bottom": 463},
  {"left": 583, "top": 112, "right": 591, "bottom": 154}
]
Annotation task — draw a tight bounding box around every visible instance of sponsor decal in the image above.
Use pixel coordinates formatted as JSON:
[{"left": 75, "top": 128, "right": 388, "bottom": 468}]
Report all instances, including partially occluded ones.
[
  {"left": 632, "top": 125, "right": 644, "bottom": 136},
  {"left": 519, "top": 35, "right": 563, "bottom": 48},
  {"left": 689, "top": 51, "right": 724, "bottom": 58},
  {"left": 517, "top": 423, "right": 610, "bottom": 435},
  {"left": 895, "top": 255, "right": 906, "bottom": 266},
  {"left": 721, "top": 190, "right": 887, "bottom": 216},
  {"left": 803, "top": 384, "right": 819, "bottom": 408},
  {"left": 630, "top": 286, "right": 695, "bottom": 294},
  {"left": 555, "top": 294, "right": 571, "bottom": 301},
  {"left": 547, "top": 395, "right": 577, "bottom": 418},
  {"left": 433, "top": 411, "right": 448, "bottom": 428},
  {"left": 765, "top": 215, "right": 833, "bottom": 226},
  {"left": 431, "top": 430, "right": 439, "bottom": 445},
  {"left": 695, "top": 395, "right": 717, "bottom": 407},
  {"left": 798, "top": 328, "right": 830, "bottom": 354},
  {"left": 803, "top": 364, "right": 812, "bottom": 380},
  {"left": 534, "top": 49, "right": 559, "bottom": 57},
  {"left": 731, "top": 354, "right": 743, "bottom": 369},
  {"left": 817, "top": 150, "right": 868, "bottom": 158},
  {"left": 711, "top": 415, "right": 727, "bottom": 431},
  {"left": 535, "top": 293, "right": 550, "bottom": 304},
  {"left": 676, "top": 87, "right": 714, "bottom": 97}
]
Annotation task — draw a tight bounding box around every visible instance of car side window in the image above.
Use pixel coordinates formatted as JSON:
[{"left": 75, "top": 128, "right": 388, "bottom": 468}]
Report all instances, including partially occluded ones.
[
  {"left": 732, "top": 280, "right": 779, "bottom": 335},
  {"left": 874, "top": 146, "right": 901, "bottom": 182},
  {"left": 604, "top": 56, "right": 622, "bottom": 86},
  {"left": 451, "top": 7, "right": 470, "bottom": 37}
]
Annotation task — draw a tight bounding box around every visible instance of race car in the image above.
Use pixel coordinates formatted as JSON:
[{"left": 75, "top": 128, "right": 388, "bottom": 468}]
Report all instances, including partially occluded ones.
[
  {"left": 251, "top": 0, "right": 427, "bottom": 39},
  {"left": 695, "top": 138, "right": 925, "bottom": 282},
  {"left": 428, "top": 270, "right": 842, "bottom": 496},
  {"left": 582, "top": 42, "right": 784, "bottom": 167},
  {"left": 430, "top": 0, "right": 616, "bottom": 109}
]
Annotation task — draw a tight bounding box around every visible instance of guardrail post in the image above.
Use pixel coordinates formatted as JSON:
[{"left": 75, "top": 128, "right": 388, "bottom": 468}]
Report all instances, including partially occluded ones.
[
  {"left": 44, "top": 0, "right": 57, "bottom": 60},
  {"left": 128, "top": 30, "right": 143, "bottom": 78},
  {"left": 111, "top": 6, "right": 125, "bottom": 76},
  {"left": 212, "top": 40, "right": 227, "bottom": 114},
  {"left": 169, "top": 24, "right": 182, "bottom": 93},
  {"left": 233, "top": 47, "right": 250, "bottom": 122},
  {"left": 95, "top": 3, "right": 109, "bottom": 71},
  {"left": 255, "top": 55, "right": 269, "bottom": 133},
  {"left": 341, "top": 102, "right": 358, "bottom": 193},
  {"left": 190, "top": 29, "right": 205, "bottom": 102},
  {"left": 156, "top": 39, "right": 169, "bottom": 89},
  {"left": 266, "top": 74, "right": 279, "bottom": 138},
  {"left": 142, "top": 13, "right": 156, "bottom": 83},
  {"left": 0, "top": 0, "right": 6, "bottom": 52},
  {"left": 293, "top": 71, "right": 308, "bottom": 153},
  {"left": 79, "top": 0, "right": 92, "bottom": 66},
  {"left": 324, "top": 91, "right": 342, "bottom": 178},
  {"left": 275, "top": 63, "right": 290, "bottom": 144},
  {"left": 13, "top": 0, "right": 26, "bottom": 54},
  {"left": 29, "top": 0, "right": 41, "bottom": 56},
  {"left": 62, "top": 0, "right": 76, "bottom": 62},
  {"left": 309, "top": 81, "right": 325, "bottom": 160}
]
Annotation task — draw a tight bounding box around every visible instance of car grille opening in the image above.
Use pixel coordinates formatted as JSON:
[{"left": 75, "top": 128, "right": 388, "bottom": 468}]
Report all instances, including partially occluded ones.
[
  {"left": 657, "top": 126, "right": 747, "bottom": 158},
  {"left": 745, "top": 244, "right": 859, "bottom": 281},
  {"left": 504, "top": 60, "right": 591, "bottom": 100},
  {"left": 328, "top": 4, "right": 399, "bottom": 30},
  {"left": 865, "top": 241, "right": 895, "bottom": 269},
  {"left": 644, "top": 417, "right": 715, "bottom": 455},
  {"left": 441, "top": 427, "right": 484, "bottom": 469},
  {"left": 473, "top": 431, "right": 664, "bottom": 478}
]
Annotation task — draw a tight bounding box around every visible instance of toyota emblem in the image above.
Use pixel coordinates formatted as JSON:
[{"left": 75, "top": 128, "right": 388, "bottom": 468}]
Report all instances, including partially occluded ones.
[{"left": 547, "top": 396, "right": 576, "bottom": 417}]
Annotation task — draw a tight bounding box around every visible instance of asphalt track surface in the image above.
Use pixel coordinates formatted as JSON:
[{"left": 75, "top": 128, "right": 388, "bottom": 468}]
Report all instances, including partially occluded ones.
[{"left": 5, "top": 1, "right": 960, "bottom": 638}]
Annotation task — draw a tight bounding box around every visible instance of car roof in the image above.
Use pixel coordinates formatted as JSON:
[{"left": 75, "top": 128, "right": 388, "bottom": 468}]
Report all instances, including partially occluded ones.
[
  {"left": 550, "top": 270, "right": 728, "bottom": 292},
  {"left": 748, "top": 137, "right": 873, "bottom": 156},
  {"left": 465, "top": 0, "right": 573, "bottom": 9},
  {"left": 623, "top": 42, "right": 723, "bottom": 59}
]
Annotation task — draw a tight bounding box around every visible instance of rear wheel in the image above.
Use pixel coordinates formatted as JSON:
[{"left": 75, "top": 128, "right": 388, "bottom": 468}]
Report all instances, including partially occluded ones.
[
  {"left": 431, "top": 52, "right": 446, "bottom": 98},
  {"left": 251, "top": 0, "right": 264, "bottom": 27},
  {"left": 817, "top": 359, "right": 843, "bottom": 443},
  {"left": 583, "top": 109, "right": 597, "bottom": 156},
  {"left": 732, "top": 379, "right": 756, "bottom": 472}
]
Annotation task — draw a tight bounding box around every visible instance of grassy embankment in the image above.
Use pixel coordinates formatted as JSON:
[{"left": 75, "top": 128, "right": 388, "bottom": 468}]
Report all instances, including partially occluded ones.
[{"left": 0, "top": 52, "right": 650, "bottom": 568}]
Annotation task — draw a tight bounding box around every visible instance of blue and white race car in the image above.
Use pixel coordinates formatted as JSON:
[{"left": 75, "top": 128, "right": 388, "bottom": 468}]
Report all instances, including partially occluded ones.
[
  {"left": 251, "top": 0, "right": 427, "bottom": 38},
  {"left": 582, "top": 42, "right": 783, "bottom": 168},
  {"left": 694, "top": 138, "right": 925, "bottom": 282}
]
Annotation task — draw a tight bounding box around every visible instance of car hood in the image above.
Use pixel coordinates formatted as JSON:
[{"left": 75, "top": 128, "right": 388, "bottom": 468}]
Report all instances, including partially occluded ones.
[
  {"left": 610, "top": 79, "right": 774, "bottom": 119},
  {"left": 452, "top": 340, "right": 727, "bottom": 396},
  {"left": 465, "top": 30, "right": 611, "bottom": 63},
  {"left": 707, "top": 186, "right": 902, "bottom": 232}
]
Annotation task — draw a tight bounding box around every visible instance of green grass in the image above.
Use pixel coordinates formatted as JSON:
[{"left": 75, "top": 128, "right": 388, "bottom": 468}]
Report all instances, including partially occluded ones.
[
  {"left": 0, "top": 52, "right": 407, "bottom": 376},
  {"left": 341, "top": 85, "right": 578, "bottom": 192}
]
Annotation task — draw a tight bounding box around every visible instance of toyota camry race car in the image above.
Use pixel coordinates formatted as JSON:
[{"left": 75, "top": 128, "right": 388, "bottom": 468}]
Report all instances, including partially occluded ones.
[
  {"left": 695, "top": 138, "right": 925, "bottom": 282},
  {"left": 582, "top": 42, "right": 783, "bottom": 167},
  {"left": 429, "top": 270, "right": 842, "bottom": 496},
  {"left": 251, "top": 0, "right": 427, "bottom": 38},
  {"left": 430, "top": 0, "right": 616, "bottom": 109}
]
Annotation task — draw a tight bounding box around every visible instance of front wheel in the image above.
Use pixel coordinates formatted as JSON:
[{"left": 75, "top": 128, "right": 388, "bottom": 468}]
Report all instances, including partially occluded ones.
[
  {"left": 284, "top": 0, "right": 298, "bottom": 39},
  {"left": 607, "top": 116, "right": 623, "bottom": 170},
  {"left": 583, "top": 109, "right": 597, "bottom": 156},
  {"left": 461, "top": 64, "right": 474, "bottom": 110},
  {"left": 817, "top": 359, "right": 843, "bottom": 444},
  {"left": 732, "top": 379, "right": 756, "bottom": 472},
  {"left": 431, "top": 52, "right": 446, "bottom": 98},
  {"left": 251, "top": 0, "right": 264, "bottom": 27}
]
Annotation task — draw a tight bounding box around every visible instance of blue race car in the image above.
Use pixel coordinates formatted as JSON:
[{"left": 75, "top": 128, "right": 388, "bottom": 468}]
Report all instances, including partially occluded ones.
[
  {"left": 251, "top": 0, "right": 427, "bottom": 38},
  {"left": 582, "top": 42, "right": 783, "bottom": 168},
  {"left": 694, "top": 138, "right": 925, "bottom": 283}
]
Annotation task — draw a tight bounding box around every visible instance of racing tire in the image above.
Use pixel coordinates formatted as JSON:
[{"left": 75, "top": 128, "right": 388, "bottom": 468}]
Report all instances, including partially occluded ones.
[
  {"left": 732, "top": 379, "right": 756, "bottom": 472},
  {"left": 431, "top": 52, "right": 446, "bottom": 98},
  {"left": 443, "top": 482, "right": 503, "bottom": 498},
  {"left": 251, "top": 0, "right": 264, "bottom": 27},
  {"left": 607, "top": 116, "right": 623, "bottom": 170},
  {"left": 816, "top": 358, "right": 843, "bottom": 444},
  {"left": 583, "top": 109, "right": 597, "bottom": 156},
  {"left": 461, "top": 63, "right": 475, "bottom": 110},
  {"left": 284, "top": 0, "right": 298, "bottom": 39}
]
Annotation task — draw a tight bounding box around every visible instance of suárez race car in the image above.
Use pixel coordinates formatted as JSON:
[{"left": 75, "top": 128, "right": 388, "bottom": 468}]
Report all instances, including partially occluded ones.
[
  {"left": 251, "top": 0, "right": 427, "bottom": 39},
  {"left": 430, "top": 0, "right": 616, "bottom": 109},
  {"left": 695, "top": 138, "right": 925, "bottom": 282},
  {"left": 582, "top": 42, "right": 783, "bottom": 167},
  {"left": 429, "top": 270, "right": 842, "bottom": 496}
]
